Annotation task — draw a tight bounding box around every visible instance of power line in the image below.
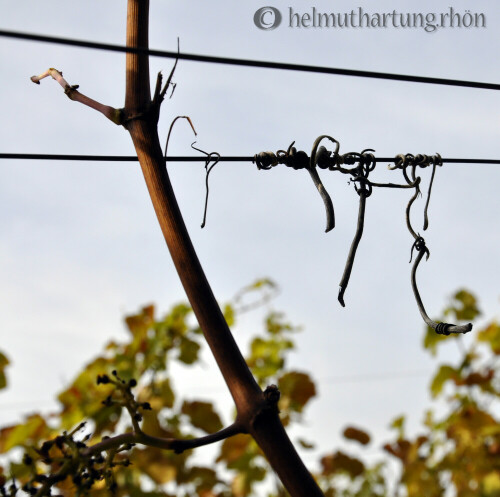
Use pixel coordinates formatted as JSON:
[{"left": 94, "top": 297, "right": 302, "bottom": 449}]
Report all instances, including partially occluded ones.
[
  {"left": 0, "top": 154, "right": 249, "bottom": 163},
  {"left": 1, "top": 29, "right": 499, "bottom": 91},
  {"left": 1, "top": 153, "right": 500, "bottom": 165}
]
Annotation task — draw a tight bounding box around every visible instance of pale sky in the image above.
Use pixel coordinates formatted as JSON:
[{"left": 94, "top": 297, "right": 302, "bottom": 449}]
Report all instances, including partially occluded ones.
[{"left": 0, "top": 0, "right": 499, "bottom": 472}]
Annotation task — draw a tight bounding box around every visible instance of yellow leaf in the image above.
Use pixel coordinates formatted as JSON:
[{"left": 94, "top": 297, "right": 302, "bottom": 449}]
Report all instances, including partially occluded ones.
[
  {"left": 217, "top": 434, "right": 251, "bottom": 464},
  {"left": 0, "top": 415, "right": 48, "bottom": 453},
  {"left": 181, "top": 401, "right": 222, "bottom": 434},
  {"left": 430, "top": 365, "right": 459, "bottom": 398},
  {"left": 478, "top": 322, "right": 500, "bottom": 354},
  {"left": 483, "top": 471, "right": 500, "bottom": 497},
  {"left": 278, "top": 371, "right": 316, "bottom": 412}
]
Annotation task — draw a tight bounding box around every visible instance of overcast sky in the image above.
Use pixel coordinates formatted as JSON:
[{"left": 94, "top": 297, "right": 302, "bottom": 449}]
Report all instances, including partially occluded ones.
[{"left": 0, "top": 0, "right": 499, "bottom": 472}]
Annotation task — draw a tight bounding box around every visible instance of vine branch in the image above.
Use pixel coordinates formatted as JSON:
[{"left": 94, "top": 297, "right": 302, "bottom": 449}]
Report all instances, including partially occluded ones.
[{"left": 30, "top": 68, "right": 122, "bottom": 125}]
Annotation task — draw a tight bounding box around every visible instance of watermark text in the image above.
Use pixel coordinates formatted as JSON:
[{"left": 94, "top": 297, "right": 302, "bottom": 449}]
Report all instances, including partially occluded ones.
[{"left": 254, "top": 7, "right": 486, "bottom": 33}]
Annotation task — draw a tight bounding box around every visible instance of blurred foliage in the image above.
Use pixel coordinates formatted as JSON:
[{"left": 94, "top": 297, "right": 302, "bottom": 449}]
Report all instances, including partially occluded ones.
[
  {"left": 0, "top": 286, "right": 498, "bottom": 497},
  {"left": 0, "top": 352, "right": 9, "bottom": 391}
]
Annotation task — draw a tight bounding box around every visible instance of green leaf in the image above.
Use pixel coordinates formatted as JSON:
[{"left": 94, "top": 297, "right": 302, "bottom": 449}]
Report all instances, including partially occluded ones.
[
  {"left": 177, "top": 337, "right": 200, "bottom": 365},
  {"left": 159, "top": 378, "right": 176, "bottom": 409},
  {"left": 181, "top": 401, "right": 223, "bottom": 434},
  {"left": 430, "top": 364, "right": 459, "bottom": 398},
  {"left": 423, "top": 325, "right": 452, "bottom": 356},
  {"left": 246, "top": 337, "right": 294, "bottom": 383},
  {"left": 0, "top": 415, "right": 49, "bottom": 453},
  {"left": 162, "top": 303, "right": 192, "bottom": 338},
  {"left": 265, "top": 311, "right": 300, "bottom": 336},
  {"left": 389, "top": 415, "right": 406, "bottom": 439},
  {"left": 230, "top": 463, "right": 266, "bottom": 497},
  {"left": 278, "top": 371, "right": 316, "bottom": 413},
  {"left": 133, "top": 448, "right": 181, "bottom": 484},
  {"left": 232, "top": 278, "right": 279, "bottom": 314},
  {"left": 217, "top": 433, "right": 252, "bottom": 465},
  {"left": 139, "top": 378, "right": 175, "bottom": 410},
  {"left": 125, "top": 305, "right": 155, "bottom": 336},
  {"left": 0, "top": 352, "right": 9, "bottom": 391},
  {"left": 444, "top": 289, "right": 480, "bottom": 322},
  {"left": 297, "top": 438, "right": 315, "bottom": 449},
  {"left": 184, "top": 466, "right": 220, "bottom": 492},
  {"left": 252, "top": 278, "right": 277, "bottom": 290},
  {"left": 223, "top": 303, "right": 235, "bottom": 327},
  {"left": 478, "top": 322, "right": 500, "bottom": 354},
  {"left": 8, "top": 461, "right": 32, "bottom": 481}
]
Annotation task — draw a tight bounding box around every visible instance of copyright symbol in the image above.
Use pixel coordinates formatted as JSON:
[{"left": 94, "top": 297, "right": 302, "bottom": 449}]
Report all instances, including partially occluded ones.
[{"left": 253, "top": 7, "right": 282, "bottom": 30}]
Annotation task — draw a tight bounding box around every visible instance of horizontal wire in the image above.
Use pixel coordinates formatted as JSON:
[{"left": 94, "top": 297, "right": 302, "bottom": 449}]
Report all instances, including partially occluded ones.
[
  {"left": 0, "top": 154, "right": 251, "bottom": 162},
  {"left": 1, "top": 29, "right": 499, "bottom": 91},
  {"left": 1, "top": 153, "right": 500, "bottom": 165}
]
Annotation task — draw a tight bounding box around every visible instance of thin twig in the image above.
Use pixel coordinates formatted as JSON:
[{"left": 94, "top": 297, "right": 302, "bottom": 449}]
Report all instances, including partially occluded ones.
[
  {"left": 84, "top": 421, "right": 244, "bottom": 457},
  {"left": 153, "top": 39, "right": 180, "bottom": 106},
  {"left": 163, "top": 115, "right": 197, "bottom": 161},
  {"left": 30, "top": 68, "right": 122, "bottom": 124}
]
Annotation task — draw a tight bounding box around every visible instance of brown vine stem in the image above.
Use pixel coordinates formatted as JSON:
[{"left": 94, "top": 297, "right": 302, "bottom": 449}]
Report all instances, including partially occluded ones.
[
  {"left": 123, "top": 0, "right": 260, "bottom": 420},
  {"left": 122, "top": 1, "right": 324, "bottom": 495}
]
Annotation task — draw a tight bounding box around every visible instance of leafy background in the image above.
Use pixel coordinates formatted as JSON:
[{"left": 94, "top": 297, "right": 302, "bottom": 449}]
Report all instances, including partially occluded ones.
[{"left": 0, "top": 282, "right": 498, "bottom": 495}]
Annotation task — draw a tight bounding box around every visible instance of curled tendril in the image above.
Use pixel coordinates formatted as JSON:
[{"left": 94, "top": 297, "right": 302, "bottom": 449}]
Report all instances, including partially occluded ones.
[
  {"left": 191, "top": 142, "right": 221, "bottom": 229},
  {"left": 310, "top": 135, "right": 342, "bottom": 232},
  {"left": 338, "top": 156, "right": 376, "bottom": 306},
  {"left": 310, "top": 135, "right": 340, "bottom": 170},
  {"left": 423, "top": 153, "right": 442, "bottom": 230},
  {"left": 405, "top": 178, "right": 422, "bottom": 240},
  {"left": 338, "top": 180, "right": 369, "bottom": 307},
  {"left": 307, "top": 167, "right": 335, "bottom": 232},
  {"left": 254, "top": 150, "right": 278, "bottom": 170},
  {"left": 410, "top": 237, "right": 472, "bottom": 335},
  {"left": 253, "top": 142, "right": 309, "bottom": 170},
  {"left": 163, "top": 115, "right": 197, "bottom": 163},
  {"left": 255, "top": 140, "right": 335, "bottom": 232},
  {"left": 254, "top": 138, "right": 464, "bottom": 330},
  {"left": 410, "top": 236, "right": 429, "bottom": 263}
]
